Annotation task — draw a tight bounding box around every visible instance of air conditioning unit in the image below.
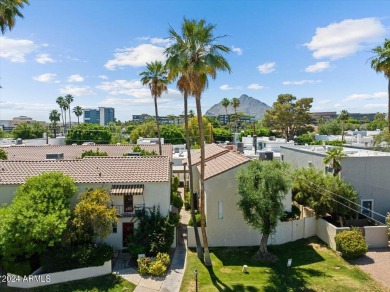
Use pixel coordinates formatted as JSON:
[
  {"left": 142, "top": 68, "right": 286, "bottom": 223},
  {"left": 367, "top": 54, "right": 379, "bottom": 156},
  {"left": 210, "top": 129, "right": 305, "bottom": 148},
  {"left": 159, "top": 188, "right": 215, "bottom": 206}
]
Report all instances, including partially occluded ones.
[
  {"left": 236, "top": 142, "right": 244, "bottom": 153},
  {"left": 46, "top": 153, "right": 64, "bottom": 160},
  {"left": 259, "top": 151, "right": 273, "bottom": 161},
  {"left": 127, "top": 152, "right": 141, "bottom": 156}
]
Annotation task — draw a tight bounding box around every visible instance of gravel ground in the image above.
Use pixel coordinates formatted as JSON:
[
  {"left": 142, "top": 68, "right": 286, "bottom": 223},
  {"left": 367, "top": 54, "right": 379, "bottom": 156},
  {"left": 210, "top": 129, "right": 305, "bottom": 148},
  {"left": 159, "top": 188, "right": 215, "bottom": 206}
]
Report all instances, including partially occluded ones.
[{"left": 352, "top": 247, "right": 390, "bottom": 291}]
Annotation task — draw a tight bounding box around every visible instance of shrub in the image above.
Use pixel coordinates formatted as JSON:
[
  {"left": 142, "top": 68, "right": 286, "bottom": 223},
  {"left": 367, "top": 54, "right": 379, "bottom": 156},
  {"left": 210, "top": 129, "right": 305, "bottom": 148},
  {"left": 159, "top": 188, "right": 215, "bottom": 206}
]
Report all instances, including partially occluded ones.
[
  {"left": 335, "top": 229, "right": 368, "bottom": 259},
  {"left": 188, "top": 213, "right": 205, "bottom": 227},
  {"left": 41, "top": 243, "right": 113, "bottom": 273},
  {"left": 280, "top": 205, "right": 301, "bottom": 221},
  {"left": 184, "top": 191, "right": 191, "bottom": 210},
  {"left": 171, "top": 191, "right": 183, "bottom": 211},
  {"left": 81, "top": 147, "right": 108, "bottom": 158},
  {"left": 2, "top": 259, "right": 31, "bottom": 276},
  {"left": 128, "top": 242, "right": 146, "bottom": 259},
  {"left": 137, "top": 253, "right": 170, "bottom": 276}
]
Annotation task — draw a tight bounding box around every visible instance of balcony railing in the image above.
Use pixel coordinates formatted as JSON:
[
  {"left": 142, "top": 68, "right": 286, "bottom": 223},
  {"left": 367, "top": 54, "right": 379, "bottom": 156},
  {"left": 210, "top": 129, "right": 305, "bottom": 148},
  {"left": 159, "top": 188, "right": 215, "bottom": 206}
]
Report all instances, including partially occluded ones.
[{"left": 113, "top": 204, "right": 145, "bottom": 217}]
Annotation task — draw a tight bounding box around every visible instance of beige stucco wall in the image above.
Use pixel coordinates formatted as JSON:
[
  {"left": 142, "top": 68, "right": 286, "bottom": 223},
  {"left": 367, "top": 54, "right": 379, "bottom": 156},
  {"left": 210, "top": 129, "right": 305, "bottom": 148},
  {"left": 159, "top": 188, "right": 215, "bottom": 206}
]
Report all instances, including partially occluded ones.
[
  {"left": 316, "top": 218, "right": 349, "bottom": 250},
  {"left": 364, "top": 226, "right": 388, "bottom": 248}
]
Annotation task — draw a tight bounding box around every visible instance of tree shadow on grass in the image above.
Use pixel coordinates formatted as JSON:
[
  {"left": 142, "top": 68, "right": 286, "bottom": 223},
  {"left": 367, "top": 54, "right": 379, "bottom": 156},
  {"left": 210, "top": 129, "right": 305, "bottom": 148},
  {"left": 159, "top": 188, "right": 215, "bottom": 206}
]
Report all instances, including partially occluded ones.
[{"left": 264, "top": 267, "right": 327, "bottom": 291}]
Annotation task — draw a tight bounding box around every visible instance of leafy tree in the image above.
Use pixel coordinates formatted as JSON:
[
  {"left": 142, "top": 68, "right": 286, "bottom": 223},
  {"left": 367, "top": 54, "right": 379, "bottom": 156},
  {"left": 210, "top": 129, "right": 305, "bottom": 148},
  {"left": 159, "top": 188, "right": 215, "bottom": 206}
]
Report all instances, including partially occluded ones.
[
  {"left": 237, "top": 160, "right": 291, "bottom": 261},
  {"left": 221, "top": 97, "right": 230, "bottom": 115},
  {"left": 64, "top": 94, "right": 74, "bottom": 129},
  {"left": 161, "top": 125, "right": 185, "bottom": 144},
  {"left": 49, "top": 109, "right": 61, "bottom": 137},
  {"left": 293, "top": 167, "right": 358, "bottom": 224},
  {"left": 213, "top": 127, "right": 231, "bottom": 142},
  {"left": 65, "top": 188, "right": 118, "bottom": 245},
  {"left": 296, "top": 133, "right": 315, "bottom": 145},
  {"left": 338, "top": 110, "right": 350, "bottom": 141},
  {"left": 130, "top": 120, "right": 158, "bottom": 143},
  {"left": 263, "top": 94, "right": 313, "bottom": 141},
  {"left": 371, "top": 39, "right": 390, "bottom": 132},
  {"left": 140, "top": 61, "right": 169, "bottom": 155},
  {"left": 73, "top": 106, "right": 83, "bottom": 125},
  {"left": 367, "top": 112, "right": 388, "bottom": 131},
  {"left": 323, "top": 147, "right": 347, "bottom": 176},
  {"left": 12, "top": 121, "right": 45, "bottom": 139},
  {"left": 65, "top": 123, "right": 112, "bottom": 145},
  {"left": 0, "top": 0, "right": 29, "bottom": 34},
  {"left": 0, "top": 172, "right": 76, "bottom": 272},
  {"left": 165, "top": 18, "right": 231, "bottom": 266},
  {"left": 0, "top": 148, "right": 7, "bottom": 160},
  {"left": 188, "top": 116, "right": 212, "bottom": 145},
  {"left": 131, "top": 145, "right": 157, "bottom": 156},
  {"left": 205, "top": 116, "right": 221, "bottom": 128},
  {"left": 318, "top": 120, "right": 342, "bottom": 135}
]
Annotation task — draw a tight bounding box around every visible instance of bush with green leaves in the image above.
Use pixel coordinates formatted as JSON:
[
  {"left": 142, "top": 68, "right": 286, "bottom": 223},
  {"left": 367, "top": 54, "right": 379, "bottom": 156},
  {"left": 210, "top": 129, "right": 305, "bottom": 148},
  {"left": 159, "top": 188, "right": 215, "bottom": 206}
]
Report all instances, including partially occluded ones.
[
  {"left": 128, "top": 207, "right": 178, "bottom": 256},
  {"left": 41, "top": 243, "right": 113, "bottom": 273},
  {"left": 81, "top": 147, "right": 108, "bottom": 158},
  {"left": 188, "top": 213, "right": 205, "bottom": 227},
  {"left": 2, "top": 259, "right": 31, "bottom": 276},
  {"left": 0, "top": 148, "right": 7, "bottom": 160},
  {"left": 137, "top": 252, "right": 170, "bottom": 276},
  {"left": 280, "top": 204, "right": 301, "bottom": 221},
  {"left": 184, "top": 191, "right": 191, "bottom": 211},
  {"left": 335, "top": 229, "right": 368, "bottom": 259},
  {"left": 128, "top": 243, "right": 146, "bottom": 259},
  {"left": 65, "top": 123, "right": 112, "bottom": 145}
]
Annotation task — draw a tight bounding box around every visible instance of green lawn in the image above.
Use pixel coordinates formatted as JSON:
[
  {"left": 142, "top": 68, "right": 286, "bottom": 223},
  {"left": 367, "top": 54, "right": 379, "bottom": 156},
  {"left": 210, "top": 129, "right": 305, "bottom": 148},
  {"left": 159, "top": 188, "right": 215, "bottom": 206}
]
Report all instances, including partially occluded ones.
[
  {"left": 181, "top": 237, "right": 386, "bottom": 291},
  {"left": 4, "top": 274, "right": 135, "bottom": 292}
]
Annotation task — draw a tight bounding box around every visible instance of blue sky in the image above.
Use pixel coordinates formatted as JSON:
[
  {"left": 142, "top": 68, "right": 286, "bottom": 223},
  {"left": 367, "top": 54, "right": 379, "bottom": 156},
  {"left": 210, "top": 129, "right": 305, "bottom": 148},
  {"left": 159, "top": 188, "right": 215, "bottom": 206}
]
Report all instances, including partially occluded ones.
[{"left": 1, "top": 0, "right": 390, "bottom": 122}]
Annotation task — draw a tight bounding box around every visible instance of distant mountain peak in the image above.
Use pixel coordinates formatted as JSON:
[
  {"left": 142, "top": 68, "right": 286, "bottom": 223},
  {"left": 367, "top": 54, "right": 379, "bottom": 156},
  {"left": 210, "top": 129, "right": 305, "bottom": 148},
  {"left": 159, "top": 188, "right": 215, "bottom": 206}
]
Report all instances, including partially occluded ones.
[{"left": 205, "top": 94, "right": 271, "bottom": 120}]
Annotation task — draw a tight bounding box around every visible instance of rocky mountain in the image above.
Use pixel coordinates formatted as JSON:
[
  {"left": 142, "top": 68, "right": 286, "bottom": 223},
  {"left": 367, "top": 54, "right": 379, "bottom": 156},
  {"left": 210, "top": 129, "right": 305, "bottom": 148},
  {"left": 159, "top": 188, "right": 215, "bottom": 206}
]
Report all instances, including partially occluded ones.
[{"left": 205, "top": 94, "right": 271, "bottom": 120}]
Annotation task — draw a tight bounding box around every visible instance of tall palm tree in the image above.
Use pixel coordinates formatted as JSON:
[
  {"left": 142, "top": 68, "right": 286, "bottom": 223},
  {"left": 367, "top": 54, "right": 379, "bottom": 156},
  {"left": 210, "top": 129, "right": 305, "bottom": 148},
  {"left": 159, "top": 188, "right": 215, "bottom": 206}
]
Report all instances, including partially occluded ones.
[
  {"left": 231, "top": 97, "right": 240, "bottom": 136},
  {"left": 371, "top": 39, "right": 390, "bottom": 133},
  {"left": 64, "top": 94, "right": 74, "bottom": 129},
  {"left": 188, "top": 110, "right": 195, "bottom": 118},
  {"left": 73, "top": 106, "right": 83, "bottom": 125},
  {"left": 49, "top": 109, "right": 60, "bottom": 137},
  {"left": 0, "top": 0, "right": 29, "bottom": 34},
  {"left": 140, "top": 61, "right": 169, "bottom": 155},
  {"left": 176, "top": 75, "right": 203, "bottom": 259},
  {"left": 323, "top": 147, "right": 347, "bottom": 177},
  {"left": 338, "top": 109, "right": 349, "bottom": 142},
  {"left": 56, "top": 96, "right": 66, "bottom": 132},
  {"left": 165, "top": 18, "right": 231, "bottom": 266}
]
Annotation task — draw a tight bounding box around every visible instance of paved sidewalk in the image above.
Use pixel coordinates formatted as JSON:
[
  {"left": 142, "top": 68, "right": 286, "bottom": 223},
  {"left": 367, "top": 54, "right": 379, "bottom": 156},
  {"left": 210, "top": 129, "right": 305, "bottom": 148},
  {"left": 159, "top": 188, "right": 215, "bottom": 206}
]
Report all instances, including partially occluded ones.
[{"left": 114, "top": 208, "right": 190, "bottom": 292}]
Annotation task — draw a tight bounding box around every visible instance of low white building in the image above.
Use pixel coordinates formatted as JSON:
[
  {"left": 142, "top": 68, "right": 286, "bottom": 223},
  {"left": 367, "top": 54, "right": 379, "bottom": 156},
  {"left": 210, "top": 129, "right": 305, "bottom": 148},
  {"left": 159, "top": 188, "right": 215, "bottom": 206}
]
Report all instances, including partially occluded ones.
[{"left": 0, "top": 156, "right": 172, "bottom": 250}]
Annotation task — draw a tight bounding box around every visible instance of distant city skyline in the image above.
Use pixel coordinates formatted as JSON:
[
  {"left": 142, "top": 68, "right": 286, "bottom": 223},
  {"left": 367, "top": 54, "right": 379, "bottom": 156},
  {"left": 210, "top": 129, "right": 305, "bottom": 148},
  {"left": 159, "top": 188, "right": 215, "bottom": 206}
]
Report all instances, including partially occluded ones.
[{"left": 1, "top": 1, "right": 390, "bottom": 122}]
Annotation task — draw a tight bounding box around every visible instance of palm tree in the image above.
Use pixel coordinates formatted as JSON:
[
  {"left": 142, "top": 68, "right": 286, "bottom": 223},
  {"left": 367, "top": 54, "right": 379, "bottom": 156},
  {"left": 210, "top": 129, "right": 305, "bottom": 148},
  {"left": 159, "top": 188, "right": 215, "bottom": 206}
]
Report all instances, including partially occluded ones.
[
  {"left": 231, "top": 97, "right": 240, "bottom": 137},
  {"left": 188, "top": 110, "right": 195, "bottom": 118},
  {"left": 49, "top": 109, "right": 61, "bottom": 137},
  {"left": 323, "top": 147, "right": 347, "bottom": 177},
  {"left": 165, "top": 18, "right": 231, "bottom": 266},
  {"left": 221, "top": 97, "right": 230, "bottom": 115},
  {"left": 140, "top": 61, "right": 169, "bottom": 155},
  {"left": 338, "top": 110, "right": 349, "bottom": 142},
  {"left": 64, "top": 94, "right": 74, "bottom": 129},
  {"left": 176, "top": 75, "right": 203, "bottom": 259},
  {"left": 73, "top": 106, "right": 83, "bottom": 125},
  {"left": 371, "top": 39, "right": 390, "bottom": 133},
  {"left": 56, "top": 96, "right": 66, "bottom": 132},
  {"left": 0, "top": 0, "right": 29, "bottom": 34}
]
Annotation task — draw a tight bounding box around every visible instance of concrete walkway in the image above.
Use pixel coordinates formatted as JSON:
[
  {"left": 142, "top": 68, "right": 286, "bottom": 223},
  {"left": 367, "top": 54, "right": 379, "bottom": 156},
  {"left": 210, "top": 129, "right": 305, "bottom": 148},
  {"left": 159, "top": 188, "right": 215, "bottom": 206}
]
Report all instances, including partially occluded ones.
[{"left": 114, "top": 207, "right": 190, "bottom": 292}]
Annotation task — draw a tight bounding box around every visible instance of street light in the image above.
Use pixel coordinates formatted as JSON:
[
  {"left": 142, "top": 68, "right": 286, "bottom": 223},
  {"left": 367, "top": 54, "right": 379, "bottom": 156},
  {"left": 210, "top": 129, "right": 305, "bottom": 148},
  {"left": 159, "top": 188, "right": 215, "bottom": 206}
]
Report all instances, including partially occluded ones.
[{"left": 194, "top": 269, "right": 198, "bottom": 292}]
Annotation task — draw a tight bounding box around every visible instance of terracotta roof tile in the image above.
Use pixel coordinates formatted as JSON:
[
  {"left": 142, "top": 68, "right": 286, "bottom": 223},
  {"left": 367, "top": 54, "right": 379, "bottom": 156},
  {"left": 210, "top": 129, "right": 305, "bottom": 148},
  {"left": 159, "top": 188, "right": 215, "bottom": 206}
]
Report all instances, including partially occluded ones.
[
  {"left": 196, "top": 150, "right": 251, "bottom": 180},
  {"left": 0, "top": 156, "right": 170, "bottom": 185},
  {"left": 2, "top": 144, "right": 173, "bottom": 161},
  {"left": 188, "top": 144, "right": 229, "bottom": 166}
]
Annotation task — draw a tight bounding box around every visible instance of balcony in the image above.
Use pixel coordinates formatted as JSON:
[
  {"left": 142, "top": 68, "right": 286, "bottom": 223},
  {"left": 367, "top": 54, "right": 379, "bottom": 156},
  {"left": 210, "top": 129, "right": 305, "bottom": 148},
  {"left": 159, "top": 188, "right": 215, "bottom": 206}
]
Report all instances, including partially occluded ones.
[{"left": 113, "top": 204, "right": 145, "bottom": 217}]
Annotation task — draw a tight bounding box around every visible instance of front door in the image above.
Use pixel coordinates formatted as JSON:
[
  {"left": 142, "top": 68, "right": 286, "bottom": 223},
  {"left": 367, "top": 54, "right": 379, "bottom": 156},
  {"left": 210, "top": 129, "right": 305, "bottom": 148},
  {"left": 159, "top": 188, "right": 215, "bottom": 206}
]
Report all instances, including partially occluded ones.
[{"left": 122, "top": 222, "right": 134, "bottom": 247}]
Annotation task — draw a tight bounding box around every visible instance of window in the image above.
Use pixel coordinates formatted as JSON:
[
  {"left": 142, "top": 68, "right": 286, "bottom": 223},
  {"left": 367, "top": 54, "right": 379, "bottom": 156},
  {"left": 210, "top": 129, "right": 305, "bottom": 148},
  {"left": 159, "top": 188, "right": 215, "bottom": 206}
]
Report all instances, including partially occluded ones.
[
  {"left": 124, "top": 194, "right": 133, "bottom": 212},
  {"left": 112, "top": 223, "right": 117, "bottom": 233},
  {"left": 361, "top": 199, "right": 374, "bottom": 218},
  {"left": 218, "top": 201, "right": 223, "bottom": 219}
]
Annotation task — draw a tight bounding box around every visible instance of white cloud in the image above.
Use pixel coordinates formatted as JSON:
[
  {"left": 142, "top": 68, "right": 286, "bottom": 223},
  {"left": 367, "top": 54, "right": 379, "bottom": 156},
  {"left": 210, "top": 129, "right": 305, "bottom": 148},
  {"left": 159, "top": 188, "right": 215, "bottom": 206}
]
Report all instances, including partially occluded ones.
[
  {"left": 219, "top": 84, "right": 242, "bottom": 90},
  {"left": 150, "top": 37, "right": 170, "bottom": 45},
  {"left": 0, "top": 37, "right": 36, "bottom": 62},
  {"left": 283, "top": 80, "right": 321, "bottom": 85},
  {"left": 305, "top": 18, "right": 386, "bottom": 60},
  {"left": 0, "top": 100, "right": 55, "bottom": 112},
  {"left": 344, "top": 91, "right": 387, "bottom": 101},
  {"left": 35, "top": 53, "right": 55, "bottom": 64},
  {"left": 104, "top": 44, "right": 166, "bottom": 70},
  {"left": 362, "top": 103, "right": 388, "bottom": 110},
  {"left": 232, "top": 46, "right": 243, "bottom": 55},
  {"left": 60, "top": 85, "right": 95, "bottom": 96},
  {"left": 257, "top": 62, "right": 276, "bottom": 74},
  {"left": 67, "top": 74, "right": 84, "bottom": 82},
  {"left": 247, "top": 83, "right": 264, "bottom": 90},
  {"left": 305, "top": 61, "right": 330, "bottom": 73},
  {"left": 33, "top": 73, "right": 57, "bottom": 83},
  {"left": 98, "top": 75, "right": 109, "bottom": 80},
  {"left": 99, "top": 97, "right": 173, "bottom": 107}
]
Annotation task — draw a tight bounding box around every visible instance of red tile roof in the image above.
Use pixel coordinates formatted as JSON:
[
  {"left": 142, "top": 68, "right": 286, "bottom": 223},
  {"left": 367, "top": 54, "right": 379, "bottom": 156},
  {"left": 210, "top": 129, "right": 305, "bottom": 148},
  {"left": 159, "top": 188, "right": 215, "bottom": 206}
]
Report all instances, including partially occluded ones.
[
  {"left": 2, "top": 144, "right": 173, "bottom": 161},
  {"left": 196, "top": 150, "right": 251, "bottom": 180},
  {"left": 187, "top": 144, "right": 229, "bottom": 166},
  {"left": 0, "top": 156, "right": 170, "bottom": 185}
]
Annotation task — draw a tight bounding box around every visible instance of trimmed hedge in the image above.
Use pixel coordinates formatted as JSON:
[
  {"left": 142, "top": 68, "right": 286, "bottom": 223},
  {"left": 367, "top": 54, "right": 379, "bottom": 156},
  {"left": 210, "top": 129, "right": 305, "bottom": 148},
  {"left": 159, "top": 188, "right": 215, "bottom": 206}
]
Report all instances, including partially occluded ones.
[
  {"left": 41, "top": 243, "right": 113, "bottom": 273},
  {"left": 335, "top": 229, "right": 368, "bottom": 259}
]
